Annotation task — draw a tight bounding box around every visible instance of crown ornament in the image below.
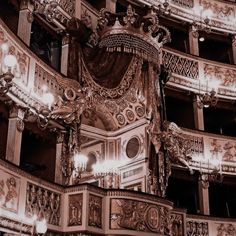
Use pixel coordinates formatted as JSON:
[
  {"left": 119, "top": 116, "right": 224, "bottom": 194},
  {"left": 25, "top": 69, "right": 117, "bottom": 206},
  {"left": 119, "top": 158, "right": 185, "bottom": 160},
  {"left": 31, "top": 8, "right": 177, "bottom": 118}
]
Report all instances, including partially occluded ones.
[{"left": 96, "top": 5, "right": 171, "bottom": 64}]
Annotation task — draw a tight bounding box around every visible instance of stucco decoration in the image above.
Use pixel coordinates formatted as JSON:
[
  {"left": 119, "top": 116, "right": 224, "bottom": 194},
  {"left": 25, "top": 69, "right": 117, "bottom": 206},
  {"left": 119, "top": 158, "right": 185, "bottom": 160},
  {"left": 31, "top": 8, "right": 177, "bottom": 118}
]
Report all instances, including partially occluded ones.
[
  {"left": 110, "top": 198, "right": 170, "bottom": 234},
  {"left": 88, "top": 194, "right": 102, "bottom": 228},
  {"left": 0, "top": 169, "right": 20, "bottom": 212},
  {"left": 186, "top": 220, "right": 208, "bottom": 236},
  {"left": 68, "top": 193, "right": 83, "bottom": 226}
]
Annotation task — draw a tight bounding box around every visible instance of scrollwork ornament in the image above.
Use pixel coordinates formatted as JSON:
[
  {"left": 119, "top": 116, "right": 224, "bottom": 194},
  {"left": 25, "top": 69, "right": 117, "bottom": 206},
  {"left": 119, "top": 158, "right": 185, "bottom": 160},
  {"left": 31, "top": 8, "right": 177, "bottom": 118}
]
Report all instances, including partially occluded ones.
[{"left": 16, "top": 119, "right": 24, "bottom": 132}]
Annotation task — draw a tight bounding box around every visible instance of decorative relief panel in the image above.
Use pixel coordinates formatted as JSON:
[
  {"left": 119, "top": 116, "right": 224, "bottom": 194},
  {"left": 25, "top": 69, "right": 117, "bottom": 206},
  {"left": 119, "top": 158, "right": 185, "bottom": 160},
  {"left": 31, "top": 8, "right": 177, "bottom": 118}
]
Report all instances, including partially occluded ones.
[
  {"left": 68, "top": 194, "right": 83, "bottom": 226},
  {"left": 0, "top": 26, "right": 29, "bottom": 86},
  {"left": 217, "top": 223, "right": 236, "bottom": 236},
  {"left": 186, "top": 220, "right": 209, "bottom": 236},
  {"left": 170, "top": 213, "right": 185, "bottom": 236},
  {"left": 110, "top": 198, "right": 170, "bottom": 234},
  {"left": 88, "top": 194, "right": 102, "bottom": 228},
  {"left": 201, "top": 0, "right": 234, "bottom": 20},
  {"left": 162, "top": 50, "right": 199, "bottom": 80},
  {"left": 0, "top": 169, "right": 20, "bottom": 212},
  {"left": 25, "top": 183, "right": 61, "bottom": 226},
  {"left": 204, "top": 63, "right": 236, "bottom": 88}
]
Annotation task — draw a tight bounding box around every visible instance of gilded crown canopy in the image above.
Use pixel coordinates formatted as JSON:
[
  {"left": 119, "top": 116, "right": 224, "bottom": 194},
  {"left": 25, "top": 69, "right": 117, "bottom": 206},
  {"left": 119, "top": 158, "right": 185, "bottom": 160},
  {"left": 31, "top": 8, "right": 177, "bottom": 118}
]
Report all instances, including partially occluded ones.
[{"left": 96, "top": 5, "right": 171, "bottom": 64}]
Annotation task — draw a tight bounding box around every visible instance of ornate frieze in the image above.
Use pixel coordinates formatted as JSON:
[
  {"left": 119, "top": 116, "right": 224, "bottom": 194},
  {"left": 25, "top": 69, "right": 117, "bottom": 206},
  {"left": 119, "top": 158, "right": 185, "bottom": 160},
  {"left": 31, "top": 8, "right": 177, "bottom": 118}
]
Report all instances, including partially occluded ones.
[
  {"left": 171, "top": 0, "right": 194, "bottom": 9},
  {"left": 68, "top": 194, "right": 83, "bottom": 226},
  {"left": 88, "top": 194, "right": 102, "bottom": 228},
  {"left": 0, "top": 216, "right": 33, "bottom": 234},
  {"left": 0, "top": 169, "right": 20, "bottom": 212},
  {"left": 25, "top": 183, "right": 61, "bottom": 226},
  {"left": 110, "top": 198, "right": 170, "bottom": 234},
  {"left": 204, "top": 63, "right": 236, "bottom": 88},
  {"left": 201, "top": 0, "right": 234, "bottom": 20},
  {"left": 186, "top": 220, "right": 209, "bottom": 236}
]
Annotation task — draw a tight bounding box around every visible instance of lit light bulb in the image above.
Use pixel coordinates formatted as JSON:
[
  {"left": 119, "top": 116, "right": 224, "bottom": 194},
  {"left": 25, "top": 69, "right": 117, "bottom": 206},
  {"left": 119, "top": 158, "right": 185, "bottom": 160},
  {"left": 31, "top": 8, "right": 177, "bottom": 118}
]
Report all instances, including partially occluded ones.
[
  {"left": 42, "top": 92, "right": 54, "bottom": 109},
  {"left": 35, "top": 218, "right": 47, "bottom": 234},
  {"left": 1, "top": 43, "right": 9, "bottom": 52},
  {"left": 3, "top": 54, "right": 17, "bottom": 68}
]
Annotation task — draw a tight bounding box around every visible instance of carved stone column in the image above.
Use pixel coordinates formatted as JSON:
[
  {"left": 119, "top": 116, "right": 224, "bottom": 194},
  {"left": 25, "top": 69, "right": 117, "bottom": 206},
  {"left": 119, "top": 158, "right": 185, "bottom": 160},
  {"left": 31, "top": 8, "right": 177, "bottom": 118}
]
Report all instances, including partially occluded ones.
[
  {"left": 193, "top": 95, "right": 204, "bottom": 131},
  {"left": 17, "top": 1, "right": 34, "bottom": 46},
  {"left": 6, "top": 105, "right": 25, "bottom": 165},
  {"left": 106, "top": 0, "right": 117, "bottom": 13},
  {"left": 189, "top": 25, "right": 199, "bottom": 56},
  {"left": 232, "top": 35, "right": 236, "bottom": 65},
  {"left": 55, "top": 131, "right": 65, "bottom": 184},
  {"left": 60, "top": 35, "right": 70, "bottom": 75},
  {"left": 198, "top": 174, "right": 210, "bottom": 215}
]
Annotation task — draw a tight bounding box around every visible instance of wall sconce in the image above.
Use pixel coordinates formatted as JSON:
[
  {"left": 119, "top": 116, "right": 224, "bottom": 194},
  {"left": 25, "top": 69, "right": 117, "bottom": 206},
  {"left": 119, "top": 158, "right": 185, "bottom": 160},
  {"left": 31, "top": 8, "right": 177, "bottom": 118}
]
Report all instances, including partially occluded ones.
[{"left": 0, "top": 54, "right": 17, "bottom": 94}]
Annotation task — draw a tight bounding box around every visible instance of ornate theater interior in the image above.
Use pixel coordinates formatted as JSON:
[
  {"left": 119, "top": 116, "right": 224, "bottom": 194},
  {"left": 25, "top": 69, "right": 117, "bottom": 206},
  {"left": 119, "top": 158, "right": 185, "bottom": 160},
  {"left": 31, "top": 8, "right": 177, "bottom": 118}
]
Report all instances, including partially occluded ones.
[{"left": 1, "top": 0, "right": 236, "bottom": 235}]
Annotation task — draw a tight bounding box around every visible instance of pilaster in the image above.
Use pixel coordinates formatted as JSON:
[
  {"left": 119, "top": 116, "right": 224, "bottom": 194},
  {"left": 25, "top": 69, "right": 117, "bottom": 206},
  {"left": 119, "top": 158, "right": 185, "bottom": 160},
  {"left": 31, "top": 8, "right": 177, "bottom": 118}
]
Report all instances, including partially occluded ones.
[
  {"left": 232, "top": 35, "right": 236, "bottom": 65},
  {"left": 198, "top": 175, "right": 210, "bottom": 215},
  {"left": 189, "top": 25, "right": 199, "bottom": 56},
  {"left": 6, "top": 105, "right": 25, "bottom": 166},
  {"left": 17, "top": 1, "right": 34, "bottom": 46},
  {"left": 193, "top": 95, "right": 204, "bottom": 131},
  {"left": 60, "top": 35, "right": 70, "bottom": 75}
]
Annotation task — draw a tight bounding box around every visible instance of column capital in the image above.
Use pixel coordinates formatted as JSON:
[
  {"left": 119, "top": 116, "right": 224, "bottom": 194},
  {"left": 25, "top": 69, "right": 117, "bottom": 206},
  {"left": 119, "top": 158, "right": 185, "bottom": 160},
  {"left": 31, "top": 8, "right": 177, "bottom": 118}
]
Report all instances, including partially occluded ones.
[
  {"left": 199, "top": 174, "right": 209, "bottom": 189},
  {"left": 9, "top": 104, "right": 26, "bottom": 120}
]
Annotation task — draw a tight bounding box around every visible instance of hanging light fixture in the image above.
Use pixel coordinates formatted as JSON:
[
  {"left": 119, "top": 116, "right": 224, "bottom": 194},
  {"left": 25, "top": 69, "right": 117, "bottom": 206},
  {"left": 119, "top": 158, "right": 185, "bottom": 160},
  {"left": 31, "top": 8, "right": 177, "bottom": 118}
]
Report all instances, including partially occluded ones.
[
  {"left": 197, "top": 78, "right": 220, "bottom": 109},
  {"left": 191, "top": 5, "right": 213, "bottom": 38}
]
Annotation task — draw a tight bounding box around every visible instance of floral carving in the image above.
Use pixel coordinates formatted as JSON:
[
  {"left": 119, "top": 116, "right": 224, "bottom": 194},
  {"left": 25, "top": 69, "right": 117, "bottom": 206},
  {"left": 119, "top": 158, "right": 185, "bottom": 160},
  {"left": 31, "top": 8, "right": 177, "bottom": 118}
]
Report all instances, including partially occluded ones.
[{"left": 110, "top": 198, "right": 170, "bottom": 234}]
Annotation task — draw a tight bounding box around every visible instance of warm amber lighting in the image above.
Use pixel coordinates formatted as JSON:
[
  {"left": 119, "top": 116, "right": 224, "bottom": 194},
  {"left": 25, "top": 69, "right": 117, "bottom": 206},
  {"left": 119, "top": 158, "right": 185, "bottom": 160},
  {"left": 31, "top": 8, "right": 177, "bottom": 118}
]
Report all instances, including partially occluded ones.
[{"left": 3, "top": 54, "right": 17, "bottom": 68}]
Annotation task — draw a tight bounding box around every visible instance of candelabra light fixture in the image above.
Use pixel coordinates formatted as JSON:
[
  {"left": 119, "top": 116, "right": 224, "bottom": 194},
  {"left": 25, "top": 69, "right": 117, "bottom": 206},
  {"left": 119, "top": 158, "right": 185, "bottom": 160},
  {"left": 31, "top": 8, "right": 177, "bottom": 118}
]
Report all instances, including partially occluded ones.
[
  {"left": 0, "top": 43, "right": 17, "bottom": 95},
  {"left": 197, "top": 78, "right": 220, "bottom": 109},
  {"left": 192, "top": 5, "right": 213, "bottom": 39},
  {"left": 72, "top": 152, "right": 88, "bottom": 183},
  {"left": 192, "top": 154, "right": 223, "bottom": 185},
  {"left": 31, "top": 214, "right": 47, "bottom": 236},
  {"left": 93, "top": 160, "right": 122, "bottom": 188}
]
